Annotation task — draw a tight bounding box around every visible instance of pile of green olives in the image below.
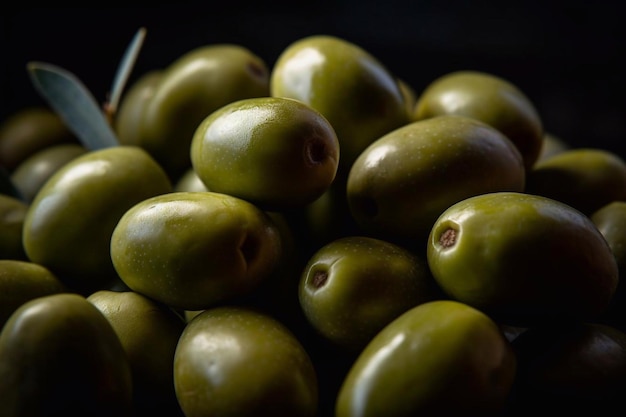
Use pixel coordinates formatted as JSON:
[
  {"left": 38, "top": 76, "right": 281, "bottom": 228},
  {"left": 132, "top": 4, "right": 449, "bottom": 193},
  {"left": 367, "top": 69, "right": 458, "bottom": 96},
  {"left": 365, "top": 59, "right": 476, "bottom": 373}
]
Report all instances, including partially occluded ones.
[{"left": 2, "top": 33, "right": 626, "bottom": 417}]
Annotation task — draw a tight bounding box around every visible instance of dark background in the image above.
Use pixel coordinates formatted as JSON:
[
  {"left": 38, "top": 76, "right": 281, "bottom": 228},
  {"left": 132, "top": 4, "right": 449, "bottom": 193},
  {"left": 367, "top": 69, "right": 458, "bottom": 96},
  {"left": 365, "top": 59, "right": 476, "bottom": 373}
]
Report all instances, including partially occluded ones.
[{"left": 2, "top": 2, "right": 625, "bottom": 156}]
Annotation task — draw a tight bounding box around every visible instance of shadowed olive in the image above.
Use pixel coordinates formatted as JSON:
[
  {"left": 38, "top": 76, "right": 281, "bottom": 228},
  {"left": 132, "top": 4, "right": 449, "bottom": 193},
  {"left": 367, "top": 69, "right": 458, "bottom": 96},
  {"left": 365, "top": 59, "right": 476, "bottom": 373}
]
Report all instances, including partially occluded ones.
[
  {"left": 537, "top": 132, "right": 570, "bottom": 162},
  {"left": 0, "top": 293, "right": 133, "bottom": 416},
  {"left": 10, "top": 143, "right": 88, "bottom": 203},
  {"left": 0, "top": 259, "right": 67, "bottom": 327},
  {"left": 525, "top": 147, "right": 626, "bottom": 216},
  {"left": 0, "top": 107, "right": 78, "bottom": 171},
  {"left": 414, "top": 70, "right": 543, "bottom": 169},
  {"left": 190, "top": 96, "right": 339, "bottom": 209},
  {"left": 336, "top": 300, "right": 516, "bottom": 416},
  {"left": 347, "top": 115, "right": 526, "bottom": 242},
  {"left": 174, "top": 306, "right": 318, "bottom": 417},
  {"left": 116, "top": 44, "right": 270, "bottom": 181},
  {"left": 174, "top": 167, "right": 208, "bottom": 192},
  {"left": 110, "top": 191, "right": 283, "bottom": 311},
  {"left": 427, "top": 192, "right": 619, "bottom": 325},
  {"left": 22, "top": 146, "right": 172, "bottom": 294},
  {"left": 0, "top": 194, "right": 29, "bottom": 260},
  {"left": 87, "top": 290, "right": 186, "bottom": 416},
  {"left": 298, "top": 235, "right": 441, "bottom": 352}
]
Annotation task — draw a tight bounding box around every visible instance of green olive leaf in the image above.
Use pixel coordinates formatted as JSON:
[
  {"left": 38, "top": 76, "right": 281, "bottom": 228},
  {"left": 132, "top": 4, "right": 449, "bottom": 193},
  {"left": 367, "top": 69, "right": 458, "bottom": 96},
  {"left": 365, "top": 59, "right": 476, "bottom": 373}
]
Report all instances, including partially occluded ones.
[
  {"left": 107, "top": 27, "right": 147, "bottom": 115},
  {"left": 27, "top": 61, "right": 120, "bottom": 151}
]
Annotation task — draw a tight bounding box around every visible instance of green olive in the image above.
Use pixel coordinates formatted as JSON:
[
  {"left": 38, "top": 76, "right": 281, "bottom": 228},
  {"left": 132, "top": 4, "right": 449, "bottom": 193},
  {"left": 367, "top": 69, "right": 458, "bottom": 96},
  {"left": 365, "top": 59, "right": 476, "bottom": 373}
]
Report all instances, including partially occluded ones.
[
  {"left": 537, "top": 132, "right": 570, "bottom": 162},
  {"left": 0, "top": 107, "right": 78, "bottom": 171},
  {"left": 414, "top": 70, "right": 544, "bottom": 169},
  {"left": 174, "top": 306, "right": 318, "bottom": 417},
  {"left": 110, "top": 191, "right": 283, "bottom": 310},
  {"left": 299, "top": 236, "right": 441, "bottom": 352},
  {"left": 174, "top": 167, "right": 208, "bottom": 192},
  {"left": 347, "top": 115, "right": 526, "bottom": 242},
  {"left": 510, "top": 321, "right": 626, "bottom": 412},
  {"left": 0, "top": 259, "right": 67, "bottom": 327},
  {"left": 336, "top": 300, "right": 516, "bottom": 416},
  {"left": 116, "top": 44, "right": 270, "bottom": 181},
  {"left": 0, "top": 293, "right": 133, "bottom": 416},
  {"left": 191, "top": 96, "right": 339, "bottom": 209},
  {"left": 22, "top": 146, "right": 172, "bottom": 294},
  {"left": 270, "top": 34, "right": 410, "bottom": 176},
  {"left": 0, "top": 194, "right": 29, "bottom": 260},
  {"left": 427, "top": 192, "right": 619, "bottom": 325},
  {"left": 10, "top": 143, "right": 88, "bottom": 203},
  {"left": 87, "top": 290, "right": 186, "bottom": 415},
  {"left": 525, "top": 147, "right": 626, "bottom": 216}
]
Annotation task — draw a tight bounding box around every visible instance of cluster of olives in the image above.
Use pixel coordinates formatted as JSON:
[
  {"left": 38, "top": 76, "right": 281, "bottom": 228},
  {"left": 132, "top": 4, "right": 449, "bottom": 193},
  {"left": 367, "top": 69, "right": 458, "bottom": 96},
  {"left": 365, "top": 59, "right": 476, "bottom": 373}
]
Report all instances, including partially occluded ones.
[{"left": 1, "top": 33, "right": 626, "bottom": 417}]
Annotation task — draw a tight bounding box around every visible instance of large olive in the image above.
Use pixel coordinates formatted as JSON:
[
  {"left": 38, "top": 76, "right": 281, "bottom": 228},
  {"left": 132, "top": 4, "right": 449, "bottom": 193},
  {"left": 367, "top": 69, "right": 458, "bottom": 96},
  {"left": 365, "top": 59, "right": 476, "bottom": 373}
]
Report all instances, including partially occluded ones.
[
  {"left": 22, "top": 146, "right": 172, "bottom": 294},
  {"left": 0, "top": 259, "right": 67, "bottom": 327},
  {"left": 110, "top": 191, "right": 283, "bottom": 311},
  {"left": 270, "top": 34, "right": 409, "bottom": 176},
  {"left": 0, "top": 293, "right": 133, "bottom": 416},
  {"left": 427, "top": 192, "right": 619, "bottom": 325},
  {"left": 116, "top": 44, "right": 270, "bottom": 181},
  {"left": 0, "top": 107, "right": 78, "bottom": 171},
  {"left": 414, "top": 70, "right": 544, "bottom": 169},
  {"left": 190, "top": 96, "right": 340, "bottom": 210},
  {"left": 525, "top": 147, "right": 626, "bottom": 216},
  {"left": 0, "top": 194, "right": 29, "bottom": 260},
  {"left": 298, "top": 235, "right": 441, "bottom": 352},
  {"left": 347, "top": 115, "right": 526, "bottom": 243},
  {"left": 336, "top": 300, "right": 517, "bottom": 416},
  {"left": 10, "top": 143, "right": 88, "bottom": 203},
  {"left": 174, "top": 306, "right": 318, "bottom": 417},
  {"left": 87, "top": 290, "right": 186, "bottom": 416}
]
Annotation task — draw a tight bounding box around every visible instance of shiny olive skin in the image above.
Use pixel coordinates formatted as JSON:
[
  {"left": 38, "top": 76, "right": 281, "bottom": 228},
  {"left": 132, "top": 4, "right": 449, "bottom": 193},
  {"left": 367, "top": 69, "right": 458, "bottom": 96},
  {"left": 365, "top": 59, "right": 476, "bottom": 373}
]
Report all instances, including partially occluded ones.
[
  {"left": 0, "top": 107, "right": 77, "bottom": 171},
  {"left": 0, "top": 293, "right": 133, "bottom": 416},
  {"left": 110, "top": 191, "right": 283, "bottom": 311},
  {"left": 117, "top": 44, "right": 270, "bottom": 181},
  {"left": 87, "top": 290, "right": 186, "bottom": 415},
  {"left": 347, "top": 115, "right": 526, "bottom": 242},
  {"left": 525, "top": 147, "right": 626, "bottom": 216},
  {"left": 270, "top": 35, "right": 409, "bottom": 175},
  {"left": 191, "top": 97, "right": 340, "bottom": 209},
  {"left": 10, "top": 143, "right": 88, "bottom": 203},
  {"left": 427, "top": 192, "right": 619, "bottom": 325},
  {"left": 0, "top": 259, "right": 67, "bottom": 326},
  {"left": 174, "top": 306, "right": 318, "bottom": 417},
  {"left": 336, "top": 300, "right": 517, "bottom": 416},
  {"left": 174, "top": 167, "right": 208, "bottom": 192},
  {"left": 414, "top": 70, "right": 544, "bottom": 169},
  {"left": 22, "top": 146, "right": 172, "bottom": 294},
  {"left": 299, "top": 236, "right": 440, "bottom": 352},
  {"left": 0, "top": 194, "right": 29, "bottom": 260},
  {"left": 509, "top": 322, "right": 626, "bottom": 413}
]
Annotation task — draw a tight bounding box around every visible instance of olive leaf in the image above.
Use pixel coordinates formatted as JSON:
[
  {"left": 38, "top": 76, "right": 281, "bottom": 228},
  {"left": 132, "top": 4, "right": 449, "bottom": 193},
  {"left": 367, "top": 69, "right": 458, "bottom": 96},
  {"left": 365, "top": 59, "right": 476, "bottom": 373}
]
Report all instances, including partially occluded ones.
[
  {"left": 27, "top": 62, "right": 120, "bottom": 151},
  {"left": 107, "top": 27, "right": 147, "bottom": 115}
]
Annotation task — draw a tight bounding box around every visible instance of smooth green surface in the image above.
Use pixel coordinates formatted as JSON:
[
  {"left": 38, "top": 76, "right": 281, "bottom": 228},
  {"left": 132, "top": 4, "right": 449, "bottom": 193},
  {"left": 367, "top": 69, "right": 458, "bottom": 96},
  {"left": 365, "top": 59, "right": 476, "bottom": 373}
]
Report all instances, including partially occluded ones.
[{"left": 0, "top": 194, "right": 29, "bottom": 260}]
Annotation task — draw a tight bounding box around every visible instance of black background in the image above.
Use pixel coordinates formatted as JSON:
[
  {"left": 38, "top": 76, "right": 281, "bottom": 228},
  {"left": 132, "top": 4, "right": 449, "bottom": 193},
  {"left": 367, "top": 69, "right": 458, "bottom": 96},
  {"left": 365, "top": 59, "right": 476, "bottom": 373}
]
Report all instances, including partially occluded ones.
[{"left": 2, "top": 2, "right": 625, "bottom": 156}]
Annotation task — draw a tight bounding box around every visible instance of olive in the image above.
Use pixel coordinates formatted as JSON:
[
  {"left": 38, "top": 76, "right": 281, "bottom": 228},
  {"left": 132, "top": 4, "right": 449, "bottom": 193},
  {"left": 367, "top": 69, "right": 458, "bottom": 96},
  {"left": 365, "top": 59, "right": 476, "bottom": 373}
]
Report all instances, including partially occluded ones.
[
  {"left": 414, "top": 70, "right": 544, "bottom": 169},
  {"left": 110, "top": 191, "right": 283, "bottom": 311},
  {"left": 0, "top": 293, "right": 133, "bottom": 416},
  {"left": 0, "top": 259, "right": 67, "bottom": 327},
  {"left": 537, "top": 132, "right": 570, "bottom": 162},
  {"left": 270, "top": 34, "right": 409, "bottom": 177},
  {"left": 22, "top": 146, "right": 172, "bottom": 294},
  {"left": 174, "top": 305, "right": 318, "bottom": 417},
  {"left": 525, "top": 147, "right": 626, "bottom": 216},
  {"left": 190, "top": 96, "right": 340, "bottom": 210},
  {"left": 0, "top": 106, "right": 78, "bottom": 171},
  {"left": 298, "top": 235, "right": 441, "bottom": 352},
  {"left": 87, "top": 290, "right": 186, "bottom": 415},
  {"left": 509, "top": 321, "right": 626, "bottom": 413},
  {"left": 174, "top": 167, "right": 208, "bottom": 192},
  {"left": 10, "top": 143, "right": 88, "bottom": 203},
  {"left": 0, "top": 194, "right": 29, "bottom": 260},
  {"left": 347, "top": 115, "right": 526, "bottom": 243},
  {"left": 397, "top": 77, "right": 418, "bottom": 120},
  {"left": 336, "top": 300, "right": 517, "bottom": 416},
  {"left": 427, "top": 192, "right": 619, "bottom": 325},
  {"left": 116, "top": 44, "right": 270, "bottom": 181}
]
